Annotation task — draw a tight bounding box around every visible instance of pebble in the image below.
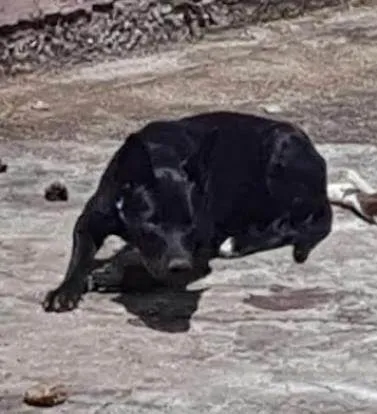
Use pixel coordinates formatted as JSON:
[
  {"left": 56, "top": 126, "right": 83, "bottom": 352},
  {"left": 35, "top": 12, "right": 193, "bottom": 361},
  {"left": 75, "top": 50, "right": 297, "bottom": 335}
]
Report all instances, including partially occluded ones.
[
  {"left": 44, "top": 181, "right": 69, "bottom": 202},
  {"left": 31, "top": 100, "right": 50, "bottom": 111},
  {"left": 0, "top": 159, "right": 7, "bottom": 173},
  {"left": 260, "top": 103, "right": 283, "bottom": 114},
  {"left": 23, "top": 383, "right": 68, "bottom": 407}
]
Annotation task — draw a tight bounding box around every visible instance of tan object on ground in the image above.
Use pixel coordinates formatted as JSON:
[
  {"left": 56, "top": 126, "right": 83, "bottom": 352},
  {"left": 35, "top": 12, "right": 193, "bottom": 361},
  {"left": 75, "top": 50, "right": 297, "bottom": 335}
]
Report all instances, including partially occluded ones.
[{"left": 23, "top": 383, "right": 68, "bottom": 407}]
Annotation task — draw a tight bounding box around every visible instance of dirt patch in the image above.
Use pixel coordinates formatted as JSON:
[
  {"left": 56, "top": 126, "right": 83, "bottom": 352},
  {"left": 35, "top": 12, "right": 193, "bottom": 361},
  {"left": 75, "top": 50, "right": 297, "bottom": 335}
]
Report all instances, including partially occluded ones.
[
  {"left": 243, "top": 287, "right": 337, "bottom": 311},
  {"left": 1, "top": 6, "right": 377, "bottom": 145}
]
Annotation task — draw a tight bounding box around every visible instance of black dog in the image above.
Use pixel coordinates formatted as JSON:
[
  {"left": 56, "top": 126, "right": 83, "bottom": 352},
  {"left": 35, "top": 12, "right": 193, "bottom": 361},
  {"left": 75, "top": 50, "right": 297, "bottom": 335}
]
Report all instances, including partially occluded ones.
[{"left": 43, "top": 111, "right": 332, "bottom": 312}]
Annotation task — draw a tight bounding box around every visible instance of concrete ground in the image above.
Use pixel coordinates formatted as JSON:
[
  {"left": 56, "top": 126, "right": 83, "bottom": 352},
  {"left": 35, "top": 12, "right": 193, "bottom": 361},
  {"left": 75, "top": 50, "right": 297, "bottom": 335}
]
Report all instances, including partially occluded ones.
[{"left": 1, "top": 5, "right": 377, "bottom": 413}]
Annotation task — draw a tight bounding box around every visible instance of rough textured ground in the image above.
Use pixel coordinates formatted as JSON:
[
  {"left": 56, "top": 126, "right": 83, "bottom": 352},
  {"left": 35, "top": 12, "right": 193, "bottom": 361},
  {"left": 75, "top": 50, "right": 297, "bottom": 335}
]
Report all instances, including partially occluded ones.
[
  {"left": 1, "top": 0, "right": 362, "bottom": 76},
  {"left": 0, "top": 0, "right": 106, "bottom": 26},
  {"left": 1, "top": 5, "right": 377, "bottom": 413}
]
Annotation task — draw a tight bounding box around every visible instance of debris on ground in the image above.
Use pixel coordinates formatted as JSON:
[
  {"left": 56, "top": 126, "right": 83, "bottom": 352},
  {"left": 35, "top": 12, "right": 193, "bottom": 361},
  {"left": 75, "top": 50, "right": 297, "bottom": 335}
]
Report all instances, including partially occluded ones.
[
  {"left": 23, "top": 383, "right": 68, "bottom": 407},
  {"left": 0, "top": 0, "right": 361, "bottom": 77},
  {"left": 44, "top": 181, "right": 69, "bottom": 202},
  {"left": 0, "top": 159, "right": 7, "bottom": 173},
  {"left": 260, "top": 103, "right": 283, "bottom": 114},
  {"left": 31, "top": 100, "right": 50, "bottom": 111}
]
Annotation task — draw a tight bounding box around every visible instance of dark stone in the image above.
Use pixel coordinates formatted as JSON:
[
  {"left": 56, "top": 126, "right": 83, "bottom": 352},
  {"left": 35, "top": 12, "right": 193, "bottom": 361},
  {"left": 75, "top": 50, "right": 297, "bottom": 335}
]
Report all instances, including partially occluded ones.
[
  {"left": 44, "top": 181, "right": 69, "bottom": 202},
  {"left": 0, "top": 160, "right": 8, "bottom": 173}
]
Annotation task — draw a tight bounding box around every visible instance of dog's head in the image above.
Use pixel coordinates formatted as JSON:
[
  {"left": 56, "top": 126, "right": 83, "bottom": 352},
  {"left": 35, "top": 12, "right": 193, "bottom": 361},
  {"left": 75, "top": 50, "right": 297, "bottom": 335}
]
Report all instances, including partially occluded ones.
[{"left": 115, "top": 125, "right": 217, "bottom": 281}]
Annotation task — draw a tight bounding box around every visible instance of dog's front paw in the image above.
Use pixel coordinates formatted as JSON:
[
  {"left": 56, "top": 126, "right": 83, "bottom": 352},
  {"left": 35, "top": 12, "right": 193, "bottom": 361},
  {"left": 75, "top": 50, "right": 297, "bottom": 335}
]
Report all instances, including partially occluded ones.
[
  {"left": 42, "top": 286, "right": 82, "bottom": 312},
  {"left": 218, "top": 237, "right": 240, "bottom": 258}
]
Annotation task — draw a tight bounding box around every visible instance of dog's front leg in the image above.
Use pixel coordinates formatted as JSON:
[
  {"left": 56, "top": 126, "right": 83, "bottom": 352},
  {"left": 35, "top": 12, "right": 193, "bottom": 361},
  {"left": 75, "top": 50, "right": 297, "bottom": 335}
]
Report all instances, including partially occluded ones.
[{"left": 43, "top": 198, "right": 115, "bottom": 312}]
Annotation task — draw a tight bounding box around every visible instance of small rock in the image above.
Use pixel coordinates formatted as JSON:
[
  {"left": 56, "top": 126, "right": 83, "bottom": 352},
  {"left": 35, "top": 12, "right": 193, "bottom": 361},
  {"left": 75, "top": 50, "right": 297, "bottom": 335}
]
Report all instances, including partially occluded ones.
[
  {"left": 260, "top": 103, "right": 283, "bottom": 114},
  {"left": 31, "top": 100, "right": 50, "bottom": 111},
  {"left": 44, "top": 182, "right": 69, "bottom": 202},
  {"left": 0, "top": 159, "right": 7, "bottom": 173},
  {"left": 160, "top": 4, "right": 173, "bottom": 14},
  {"left": 23, "top": 383, "right": 68, "bottom": 407}
]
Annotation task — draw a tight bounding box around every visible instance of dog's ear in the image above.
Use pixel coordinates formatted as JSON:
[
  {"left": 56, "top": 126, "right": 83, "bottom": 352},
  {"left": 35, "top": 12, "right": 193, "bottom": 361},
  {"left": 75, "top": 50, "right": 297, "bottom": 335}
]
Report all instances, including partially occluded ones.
[
  {"left": 181, "top": 127, "right": 219, "bottom": 187},
  {"left": 116, "top": 132, "right": 155, "bottom": 187}
]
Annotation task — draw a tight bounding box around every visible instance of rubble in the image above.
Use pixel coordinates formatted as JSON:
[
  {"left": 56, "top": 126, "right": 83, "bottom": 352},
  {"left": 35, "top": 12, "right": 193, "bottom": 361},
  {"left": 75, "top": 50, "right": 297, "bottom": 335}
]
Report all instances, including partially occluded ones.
[{"left": 0, "top": 0, "right": 366, "bottom": 77}]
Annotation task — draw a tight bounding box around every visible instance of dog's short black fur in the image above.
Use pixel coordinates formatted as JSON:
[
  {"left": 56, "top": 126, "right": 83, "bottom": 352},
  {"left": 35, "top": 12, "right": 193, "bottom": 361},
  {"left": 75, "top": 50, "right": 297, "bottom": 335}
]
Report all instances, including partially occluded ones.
[{"left": 43, "top": 111, "right": 332, "bottom": 312}]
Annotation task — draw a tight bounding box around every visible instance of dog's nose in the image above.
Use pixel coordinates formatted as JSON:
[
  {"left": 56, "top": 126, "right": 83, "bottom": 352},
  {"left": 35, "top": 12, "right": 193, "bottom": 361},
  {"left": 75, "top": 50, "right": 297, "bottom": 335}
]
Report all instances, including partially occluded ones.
[{"left": 168, "top": 258, "right": 193, "bottom": 273}]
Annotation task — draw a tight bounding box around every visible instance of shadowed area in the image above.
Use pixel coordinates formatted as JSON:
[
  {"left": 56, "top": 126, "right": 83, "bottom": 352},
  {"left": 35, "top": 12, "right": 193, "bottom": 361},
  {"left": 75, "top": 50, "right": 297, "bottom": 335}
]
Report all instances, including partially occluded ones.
[{"left": 90, "top": 245, "right": 210, "bottom": 333}]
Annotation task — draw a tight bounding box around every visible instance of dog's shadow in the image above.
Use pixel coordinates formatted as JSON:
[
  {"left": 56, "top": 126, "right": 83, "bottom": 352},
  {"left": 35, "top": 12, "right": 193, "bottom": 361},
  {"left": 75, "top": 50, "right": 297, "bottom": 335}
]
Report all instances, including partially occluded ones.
[{"left": 90, "top": 245, "right": 210, "bottom": 333}]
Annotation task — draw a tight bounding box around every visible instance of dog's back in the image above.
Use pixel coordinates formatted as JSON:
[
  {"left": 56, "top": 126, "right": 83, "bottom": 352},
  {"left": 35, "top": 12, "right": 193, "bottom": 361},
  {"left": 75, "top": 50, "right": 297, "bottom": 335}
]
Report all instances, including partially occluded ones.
[{"left": 178, "top": 111, "right": 329, "bottom": 234}]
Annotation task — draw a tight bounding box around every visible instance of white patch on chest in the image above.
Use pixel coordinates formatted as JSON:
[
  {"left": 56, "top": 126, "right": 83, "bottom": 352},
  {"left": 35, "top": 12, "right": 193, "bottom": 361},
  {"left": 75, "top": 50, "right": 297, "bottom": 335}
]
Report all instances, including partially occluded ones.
[{"left": 115, "top": 197, "right": 127, "bottom": 224}]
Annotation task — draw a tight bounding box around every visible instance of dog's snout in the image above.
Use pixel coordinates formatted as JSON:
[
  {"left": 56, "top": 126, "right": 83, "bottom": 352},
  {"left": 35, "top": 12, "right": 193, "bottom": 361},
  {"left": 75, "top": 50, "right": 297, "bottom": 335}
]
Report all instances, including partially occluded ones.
[{"left": 168, "top": 257, "right": 193, "bottom": 273}]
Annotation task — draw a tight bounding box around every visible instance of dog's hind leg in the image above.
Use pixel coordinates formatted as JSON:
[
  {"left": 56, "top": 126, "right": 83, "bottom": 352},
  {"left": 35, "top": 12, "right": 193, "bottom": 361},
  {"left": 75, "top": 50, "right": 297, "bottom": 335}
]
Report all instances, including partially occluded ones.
[
  {"left": 43, "top": 196, "right": 118, "bottom": 312},
  {"left": 292, "top": 201, "right": 332, "bottom": 263},
  {"left": 219, "top": 201, "right": 332, "bottom": 264},
  {"left": 218, "top": 215, "right": 295, "bottom": 259}
]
